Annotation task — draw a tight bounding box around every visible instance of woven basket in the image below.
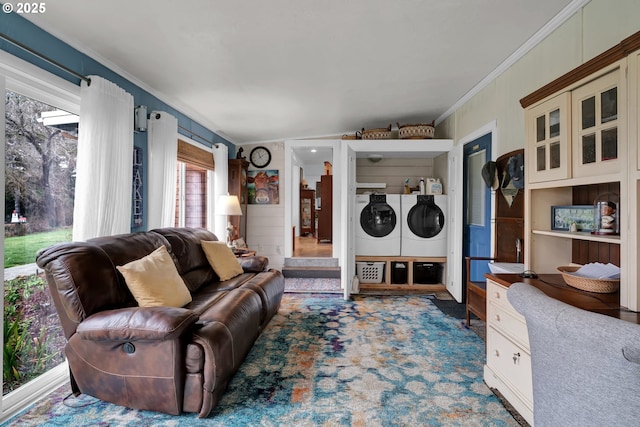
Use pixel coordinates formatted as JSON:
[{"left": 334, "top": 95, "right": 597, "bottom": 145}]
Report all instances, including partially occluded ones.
[
  {"left": 361, "top": 124, "right": 392, "bottom": 140},
  {"left": 397, "top": 121, "right": 435, "bottom": 139},
  {"left": 557, "top": 266, "right": 620, "bottom": 293},
  {"left": 341, "top": 131, "right": 362, "bottom": 140}
]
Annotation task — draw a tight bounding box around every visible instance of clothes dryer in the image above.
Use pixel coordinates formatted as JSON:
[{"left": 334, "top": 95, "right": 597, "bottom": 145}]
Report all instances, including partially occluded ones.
[
  {"left": 400, "top": 194, "right": 447, "bottom": 256},
  {"left": 356, "top": 194, "right": 401, "bottom": 256}
]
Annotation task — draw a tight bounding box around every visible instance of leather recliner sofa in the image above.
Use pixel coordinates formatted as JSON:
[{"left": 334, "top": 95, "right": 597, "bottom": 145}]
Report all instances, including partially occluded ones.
[{"left": 36, "top": 227, "right": 285, "bottom": 418}]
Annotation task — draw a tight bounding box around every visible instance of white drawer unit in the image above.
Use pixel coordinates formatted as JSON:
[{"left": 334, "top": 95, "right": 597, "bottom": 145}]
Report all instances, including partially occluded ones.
[
  {"left": 487, "top": 298, "right": 530, "bottom": 349},
  {"left": 484, "top": 278, "right": 534, "bottom": 426},
  {"left": 486, "top": 327, "right": 533, "bottom": 403}
]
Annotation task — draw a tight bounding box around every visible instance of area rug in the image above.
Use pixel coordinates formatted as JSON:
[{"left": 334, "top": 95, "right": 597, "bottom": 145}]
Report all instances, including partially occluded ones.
[
  {"left": 284, "top": 277, "right": 342, "bottom": 293},
  {"left": 3, "top": 294, "right": 519, "bottom": 427}
]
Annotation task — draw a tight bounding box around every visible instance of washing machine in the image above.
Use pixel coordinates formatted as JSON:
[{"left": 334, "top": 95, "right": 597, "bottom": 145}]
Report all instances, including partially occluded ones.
[
  {"left": 356, "top": 194, "right": 401, "bottom": 256},
  {"left": 400, "top": 194, "right": 447, "bottom": 256}
]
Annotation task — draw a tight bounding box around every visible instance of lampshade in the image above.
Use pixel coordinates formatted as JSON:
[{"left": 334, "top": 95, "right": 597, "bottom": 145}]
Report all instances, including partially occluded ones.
[{"left": 217, "top": 194, "right": 243, "bottom": 216}]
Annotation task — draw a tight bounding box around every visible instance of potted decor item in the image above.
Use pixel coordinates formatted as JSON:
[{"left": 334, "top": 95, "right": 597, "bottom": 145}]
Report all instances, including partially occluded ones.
[{"left": 592, "top": 193, "right": 619, "bottom": 235}]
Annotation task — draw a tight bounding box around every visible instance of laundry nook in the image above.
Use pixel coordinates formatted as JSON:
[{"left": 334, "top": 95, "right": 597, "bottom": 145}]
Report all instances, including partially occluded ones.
[{"left": 349, "top": 138, "right": 452, "bottom": 293}]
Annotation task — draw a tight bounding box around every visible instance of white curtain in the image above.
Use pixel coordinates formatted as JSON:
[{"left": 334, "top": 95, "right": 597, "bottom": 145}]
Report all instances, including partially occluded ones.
[
  {"left": 147, "top": 111, "right": 178, "bottom": 229},
  {"left": 73, "top": 76, "right": 134, "bottom": 241},
  {"left": 212, "top": 144, "right": 229, "bottom": 240}
]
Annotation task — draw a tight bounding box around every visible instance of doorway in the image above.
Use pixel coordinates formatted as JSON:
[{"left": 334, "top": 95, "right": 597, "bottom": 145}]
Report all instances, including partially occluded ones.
[
  {"left": 291, "top": 144, "right": 334, "bottom": 258},
  {"left": 463, "top": 133, "right": 493, "bottom": 290}
]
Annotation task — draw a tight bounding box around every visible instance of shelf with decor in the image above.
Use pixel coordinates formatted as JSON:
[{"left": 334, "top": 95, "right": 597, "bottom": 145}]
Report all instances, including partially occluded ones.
[
  {"left": 531, "top": 229, "right": 621, "bottom": 243},
  {"left": 524, "top": 60, "right": 626, "bottom": 280},
  {"left": 299, "top": 188, "right": 315, "bottom": 236},
  {"left": 228, "top": 159, "right": 249, "bottom": 242}
]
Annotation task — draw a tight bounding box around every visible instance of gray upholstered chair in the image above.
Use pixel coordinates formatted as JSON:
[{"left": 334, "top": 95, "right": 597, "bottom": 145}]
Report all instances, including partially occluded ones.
[{"left": 507, "top": 282, "right": 640, "bottom": 427}]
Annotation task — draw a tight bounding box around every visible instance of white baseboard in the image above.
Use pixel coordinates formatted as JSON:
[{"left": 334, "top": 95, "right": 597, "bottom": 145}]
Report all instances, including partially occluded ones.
[{"left": 0, "top": 361, "right": 69, "bottom": 423}]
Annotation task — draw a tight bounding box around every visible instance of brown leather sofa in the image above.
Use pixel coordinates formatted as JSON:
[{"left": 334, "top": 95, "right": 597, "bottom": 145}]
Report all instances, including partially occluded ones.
[{"left": 36, "top": 227, "right": 285, "bottom": 418}]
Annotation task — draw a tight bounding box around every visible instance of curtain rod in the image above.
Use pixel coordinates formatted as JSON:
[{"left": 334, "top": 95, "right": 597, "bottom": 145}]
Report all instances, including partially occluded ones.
[
  {"left": 0, "top": 32, "right": 91, "bottom": 85},
  {"left": 177, "top": 124, "right": 219, "bottom": 148},
  {"left": 1, "top": 32, "right": 222, "bottom": 148}
]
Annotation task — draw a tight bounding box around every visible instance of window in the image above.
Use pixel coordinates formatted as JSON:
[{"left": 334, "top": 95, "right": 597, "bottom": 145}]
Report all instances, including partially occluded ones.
[
  {"left": 3, "top": 91, "right": 75, "bottom": 396},
  {"left": 175, "top": 162, "right": 208, "bottom": 227},
  {"left": 1, "top": 52, "right": 81, "bottom": 420},
  {"left": 174, "top": 139, "right": 214, "bottom": 228}
]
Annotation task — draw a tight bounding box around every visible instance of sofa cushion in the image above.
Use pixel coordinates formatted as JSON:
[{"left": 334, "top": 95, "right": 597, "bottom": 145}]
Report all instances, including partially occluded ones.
[
  {"left": 201, "top": 240, "right": 244, "bottom": 281},
  {"left": 116, "top": 246, "right": 192, "bottom": 308},
  {"left": 151, "top": 227, "right": 221, "bottom": 292}
]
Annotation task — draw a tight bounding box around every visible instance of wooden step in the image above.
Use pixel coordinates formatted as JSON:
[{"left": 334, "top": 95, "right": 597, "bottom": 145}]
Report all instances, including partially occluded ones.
[{"left": 282, "top": 266, "right": 341, "bottom": 278}]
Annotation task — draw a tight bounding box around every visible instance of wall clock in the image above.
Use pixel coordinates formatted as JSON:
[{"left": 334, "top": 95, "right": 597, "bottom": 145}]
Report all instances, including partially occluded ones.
[{"left": 249, "top": 146, "right": 271, "bottom": 168}]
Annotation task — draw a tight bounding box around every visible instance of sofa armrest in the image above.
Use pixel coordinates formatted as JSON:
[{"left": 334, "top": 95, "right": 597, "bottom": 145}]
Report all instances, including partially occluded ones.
[
  {"left": 77, "top": 306, "right": 199, "bottom": 342},
  {"left": 240, "top": 255, "right": 269, "bottom": 272}
]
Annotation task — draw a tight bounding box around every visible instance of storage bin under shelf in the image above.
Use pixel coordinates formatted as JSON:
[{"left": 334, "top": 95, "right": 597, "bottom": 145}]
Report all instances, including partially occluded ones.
[{"left": 355, "top": 256, "right": 447, "bottom": 289}]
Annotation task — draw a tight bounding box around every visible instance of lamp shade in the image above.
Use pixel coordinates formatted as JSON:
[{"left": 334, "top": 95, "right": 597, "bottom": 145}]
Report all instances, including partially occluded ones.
[{"left": 217, "top": 194, "right": 243, "bottom": 216}]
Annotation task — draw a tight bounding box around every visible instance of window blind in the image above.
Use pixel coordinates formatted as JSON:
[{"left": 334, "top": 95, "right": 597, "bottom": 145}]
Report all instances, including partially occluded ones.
[{"left": 177, "top": 139, "right": 214, "bottom": 170}]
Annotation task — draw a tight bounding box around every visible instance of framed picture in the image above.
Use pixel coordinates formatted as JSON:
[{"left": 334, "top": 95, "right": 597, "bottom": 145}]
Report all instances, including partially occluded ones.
[
  {"left": 551, "top": 205, "right": 595, "bottom": 231},
  {"left": 248, "top": 170, "right": 279, "bottom": 204}
]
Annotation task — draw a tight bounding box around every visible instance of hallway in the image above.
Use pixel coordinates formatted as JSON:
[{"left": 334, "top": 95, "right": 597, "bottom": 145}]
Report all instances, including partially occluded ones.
[{"left": 292, "top": 235, "right": 332, "bottom": 258}]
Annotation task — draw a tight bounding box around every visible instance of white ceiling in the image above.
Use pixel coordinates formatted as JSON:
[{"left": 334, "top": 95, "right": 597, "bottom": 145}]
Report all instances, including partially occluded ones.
[{"left": 25, "top": 0, "right": 579, "bottom": 145}]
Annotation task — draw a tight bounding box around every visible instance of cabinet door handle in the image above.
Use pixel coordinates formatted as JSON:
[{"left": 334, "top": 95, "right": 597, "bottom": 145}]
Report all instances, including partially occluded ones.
[
  {"left": 495, "top": 314, "right": 501, "bottom": 322},
  {"left": 495, "top": 292, "right": 501, "bottom": 299},
  {"left": 513, "top": 352, "right": 521, "bottom": 365},
  {"left": 494, "top": 350, "right": 500, "bottom": 357}
]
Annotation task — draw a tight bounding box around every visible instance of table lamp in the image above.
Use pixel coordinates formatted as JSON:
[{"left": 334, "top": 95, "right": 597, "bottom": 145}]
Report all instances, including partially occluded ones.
[{"left": 217, "top": 194, "right": 243, "bottom": 246}]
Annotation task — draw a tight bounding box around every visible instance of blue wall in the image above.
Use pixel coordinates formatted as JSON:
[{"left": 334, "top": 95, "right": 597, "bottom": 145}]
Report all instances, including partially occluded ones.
[{"left": 1, "top": 11, "right": 235, "bottom": 231}]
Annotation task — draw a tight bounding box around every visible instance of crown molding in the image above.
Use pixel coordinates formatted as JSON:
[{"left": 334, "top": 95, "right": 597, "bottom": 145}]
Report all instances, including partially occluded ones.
[{"left": 520, "top": 30, "right": 640, "bottom": 108}]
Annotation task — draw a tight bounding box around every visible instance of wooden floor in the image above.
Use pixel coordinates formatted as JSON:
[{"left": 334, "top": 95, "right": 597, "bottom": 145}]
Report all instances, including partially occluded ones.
[{"left": 293, "top": 235, "right": 333, "bottom": 257}]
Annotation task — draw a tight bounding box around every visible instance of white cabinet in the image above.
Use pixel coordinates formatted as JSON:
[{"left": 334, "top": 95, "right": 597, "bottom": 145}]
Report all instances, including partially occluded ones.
[
  {"left": 526, "top": 92, "right": 571, "bottom": 183},
  {"left": 524, "top": 61, "right": 627, "bottom": 307},
  {"left": 571, "top": 68, "right": 624, "bottom": 178},
  {"left": 484, "top": 279, "right": 534, "bottom": 426},
  {"left": 526, "top": 62, "right": 625, "bottom": 184}
]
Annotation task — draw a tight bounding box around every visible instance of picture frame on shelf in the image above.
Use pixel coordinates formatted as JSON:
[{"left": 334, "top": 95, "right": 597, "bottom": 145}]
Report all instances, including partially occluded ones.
[{"left": 551, "top": 205, "right": 595, "bottom": 231}]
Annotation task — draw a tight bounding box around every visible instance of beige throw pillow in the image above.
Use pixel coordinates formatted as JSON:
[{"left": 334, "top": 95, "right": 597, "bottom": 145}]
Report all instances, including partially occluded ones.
[
  {"left": 116, "top": 245, "right": 192, "bottom": 307},
  {"left": 201, "top": 240, "right": 244, "bottom": 281}
]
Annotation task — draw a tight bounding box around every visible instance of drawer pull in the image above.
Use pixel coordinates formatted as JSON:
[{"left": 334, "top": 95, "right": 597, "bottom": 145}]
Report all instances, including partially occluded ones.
[
  {"left": 494, "top": 350, "right": 500, "bottom": 357},
  {"left": 495, "top": 292, "right": 501, "bottom": 299},
  {"left": 513, "top": 352, "right": 521, "bottom": 365},
  {"left": 494, "top": 314, "right": 501, "bottom": 322}
]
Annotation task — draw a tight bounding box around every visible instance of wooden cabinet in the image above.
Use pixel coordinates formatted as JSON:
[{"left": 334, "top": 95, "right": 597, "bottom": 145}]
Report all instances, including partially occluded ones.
[
  {"left": 316, "top": 174, "right": 332, "bottom": 242},
  {"left": 299, "top": 188, "right": 315, "bottom": 236},
  {"left": 228, "top": 159, "right": 249, "bottom": 242}
]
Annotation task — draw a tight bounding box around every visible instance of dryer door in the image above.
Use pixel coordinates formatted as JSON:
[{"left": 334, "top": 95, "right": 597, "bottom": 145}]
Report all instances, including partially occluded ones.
[
  {"left": 360, "top": 195, "right": 397, "bottom": 237},
  {"left": 407, "top": 195, "right": 444, "bottom": 238}
]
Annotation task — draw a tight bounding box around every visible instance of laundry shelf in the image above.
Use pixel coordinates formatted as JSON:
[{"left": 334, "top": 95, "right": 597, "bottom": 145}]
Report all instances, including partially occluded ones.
[{"left": 355, "top": 255, "right": 446, "bottom": 288}]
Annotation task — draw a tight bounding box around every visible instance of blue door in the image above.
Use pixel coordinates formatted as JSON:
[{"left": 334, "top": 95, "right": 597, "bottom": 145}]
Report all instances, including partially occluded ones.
[{"left": 463, "top": 134, "right": 492, "bottom": 285}]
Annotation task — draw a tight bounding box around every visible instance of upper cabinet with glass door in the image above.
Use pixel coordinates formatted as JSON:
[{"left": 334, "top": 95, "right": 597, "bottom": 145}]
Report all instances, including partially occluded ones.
[
  {"left": 526, "top": 92, "right": 571, "bottom": 183},
  {"left": 571, "top": 68, "right": 624, "bottom": 178}
]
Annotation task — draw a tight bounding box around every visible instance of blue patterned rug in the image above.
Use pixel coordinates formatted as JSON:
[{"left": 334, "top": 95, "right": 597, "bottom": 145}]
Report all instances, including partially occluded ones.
[{"left": 3, "top": 294, "right": 518, "bottom": 426}]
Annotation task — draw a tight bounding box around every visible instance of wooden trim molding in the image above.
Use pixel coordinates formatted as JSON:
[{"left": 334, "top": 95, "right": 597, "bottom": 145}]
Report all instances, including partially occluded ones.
[
  {"left": 177, "top": 139, "right": 214, "bottom": 170},
  {"left": 520, "top": 30, "right": 640, "bottom": 108}
]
